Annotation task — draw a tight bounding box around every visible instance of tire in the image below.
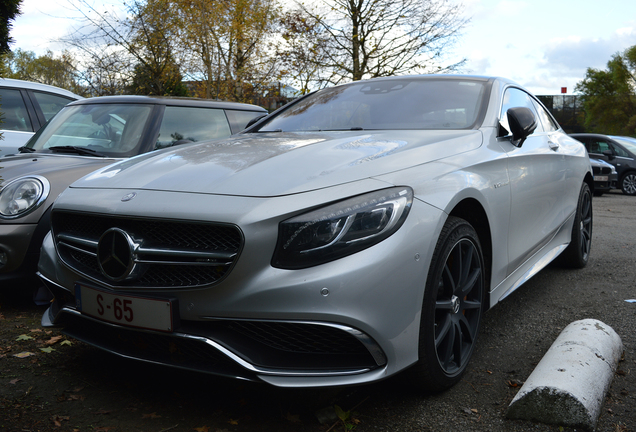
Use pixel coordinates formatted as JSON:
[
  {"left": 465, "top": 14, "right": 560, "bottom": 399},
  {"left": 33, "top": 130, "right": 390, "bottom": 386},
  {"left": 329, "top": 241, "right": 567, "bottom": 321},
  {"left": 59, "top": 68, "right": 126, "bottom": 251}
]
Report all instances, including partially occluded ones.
[
  {"left": 558, "top": 182, "right": 592, "bottom": 268},
  {"left": 621, "top": 172, "right": 636, "bottom": 195},
  {"left": 412, "top": 216, "right": 485, "bottom": 392}
]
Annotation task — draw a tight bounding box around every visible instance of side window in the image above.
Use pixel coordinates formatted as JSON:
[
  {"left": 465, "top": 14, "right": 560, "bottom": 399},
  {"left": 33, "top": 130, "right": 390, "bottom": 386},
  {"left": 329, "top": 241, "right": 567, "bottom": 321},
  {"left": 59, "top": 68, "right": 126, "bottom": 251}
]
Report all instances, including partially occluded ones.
[
  {"left": 0, "top": 88, "right": 33, "bottom": 131},
  {"left": 532, "top": 99, "right": 558, "bottom": 132},
  {"left": 589, "top": 139, "right": 609, "bottom": 154},
  {"left": 225, "top": 109, "right": 266, "bottom": 134},
  {"left": 610, "top": 143, "right": 629, "bottom": 157},
  {"left": 31, "top": 91, "right": 75, "bottom": 122},
  {"left": 156, "top": 106, "right": 232, "bottom": 150},
  {"left": 499, "top": 87, "right": 543, "bottom": 135}
]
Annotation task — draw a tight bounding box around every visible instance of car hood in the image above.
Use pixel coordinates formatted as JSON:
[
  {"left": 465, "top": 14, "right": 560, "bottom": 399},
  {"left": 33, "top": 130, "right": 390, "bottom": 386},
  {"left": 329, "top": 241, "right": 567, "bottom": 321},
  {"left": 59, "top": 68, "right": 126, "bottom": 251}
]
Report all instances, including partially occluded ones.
[
  {"left": 0, "top": 153, "right": 120, "bottom": 188},
  {"left": 74, "top": 130, "right": 483, "bottom": 196}
]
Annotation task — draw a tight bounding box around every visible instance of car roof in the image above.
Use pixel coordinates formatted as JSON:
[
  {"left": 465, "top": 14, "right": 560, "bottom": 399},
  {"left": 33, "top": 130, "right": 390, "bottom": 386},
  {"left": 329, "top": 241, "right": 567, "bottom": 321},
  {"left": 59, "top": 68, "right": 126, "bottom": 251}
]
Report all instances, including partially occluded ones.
[
  {"left": 66, "top": 95, "right": 267, "bottom": 112},
  {"left": 0, "top": 78, "right": 83, "bottom": 99}
]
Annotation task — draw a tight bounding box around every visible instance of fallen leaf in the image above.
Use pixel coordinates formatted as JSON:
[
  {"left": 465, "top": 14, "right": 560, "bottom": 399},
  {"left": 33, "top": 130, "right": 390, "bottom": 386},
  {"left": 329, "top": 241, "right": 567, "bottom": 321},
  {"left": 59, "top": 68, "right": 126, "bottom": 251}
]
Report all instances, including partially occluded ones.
[
  {"left": 13, "top": 351, "right": 36, "bottom": 358},
  {"left": 471, "top": 408, "right": 478, "bottom": 413},
  {"left": 30, "top": 329, "right": 43, "bottom": 333},
  {"left": 96, "top": 409, "right": 112, "bottom": 415},
  {"left": 9, "top": 378, "right": 22, "bottom": 385},
  {"left": 45, "top": 335, "right": 64, "bottom": 345},
  {"left": 51, "top": 415, "right": 70, "bottom": 427},
  {"left": 67, "top": 394, "right": 85, "bottom": 401},
  {"left": 16, "top": 334, "right": 34, "bottom": 341},
  {"left": 61, "top": 340, "right": 73, "bottom": 346},
  {"left": 142, "top": 412, "right": 161, "bottom": 419},
  {"left": 228, "top": 419, "right": 239, "bottom": 425},
  {"left": 40, "top": 347, "right": 55, "bottom": 353},
  {"left": 193, "top": 427, "right": 210, "bottom": 432}
]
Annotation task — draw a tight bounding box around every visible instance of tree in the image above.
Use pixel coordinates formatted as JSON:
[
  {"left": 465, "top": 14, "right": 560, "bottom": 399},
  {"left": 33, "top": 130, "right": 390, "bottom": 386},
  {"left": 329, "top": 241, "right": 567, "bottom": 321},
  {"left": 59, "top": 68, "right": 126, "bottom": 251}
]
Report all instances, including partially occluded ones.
[
  {"left": 291, "top": 0, "right": 468, "bottom": 85},
  {"left": 171, "top": 0, "right": 281, "bottom": 102},
  {"left": 0, "top": 0, "right": 21, "bottom": 56},
  {"left": 1, "top": 49, "right": 84, "bottom": 94},
  {"left": 62, "top": 0, "right": 186, "bottom": 96},
  {"left": 276, "top": 9, "right": 330, "bottom": 95},
  {"left": 575, "top": 45, "right": 636, "bottom": 136}
]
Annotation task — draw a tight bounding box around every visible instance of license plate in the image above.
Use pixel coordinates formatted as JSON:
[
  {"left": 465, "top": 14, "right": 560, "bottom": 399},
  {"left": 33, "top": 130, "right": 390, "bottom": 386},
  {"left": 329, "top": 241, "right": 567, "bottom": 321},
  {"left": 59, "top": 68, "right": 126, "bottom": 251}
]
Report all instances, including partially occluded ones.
[
  {"left": 594, "top": 175, "right": 609, "bottom": 182},
  {"left": 75, "top": 284, "right": 174, "bottom": 332}
]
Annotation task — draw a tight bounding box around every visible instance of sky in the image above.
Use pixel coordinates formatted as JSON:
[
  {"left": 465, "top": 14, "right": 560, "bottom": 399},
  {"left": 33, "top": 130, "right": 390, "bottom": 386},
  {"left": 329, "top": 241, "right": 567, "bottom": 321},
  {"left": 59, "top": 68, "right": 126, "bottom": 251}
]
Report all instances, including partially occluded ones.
[{"left": 9, "top": 0, "right": 636, "bottom": 95}]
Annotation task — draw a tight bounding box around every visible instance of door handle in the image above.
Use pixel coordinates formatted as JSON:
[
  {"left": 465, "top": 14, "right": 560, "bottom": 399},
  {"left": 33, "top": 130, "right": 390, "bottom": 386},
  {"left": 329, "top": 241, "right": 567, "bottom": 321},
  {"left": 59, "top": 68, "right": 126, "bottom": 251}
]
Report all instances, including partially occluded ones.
[{"left": 549, "top": 140, "right": 559, "bottom": 151}]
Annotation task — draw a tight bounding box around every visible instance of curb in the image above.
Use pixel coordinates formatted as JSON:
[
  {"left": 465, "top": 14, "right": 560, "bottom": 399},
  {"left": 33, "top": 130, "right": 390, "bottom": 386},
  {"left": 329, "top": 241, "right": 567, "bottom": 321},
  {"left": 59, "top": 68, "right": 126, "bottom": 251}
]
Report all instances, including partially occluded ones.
[{"left": 506, "top": 319, "right": 623, "bottom": 431}]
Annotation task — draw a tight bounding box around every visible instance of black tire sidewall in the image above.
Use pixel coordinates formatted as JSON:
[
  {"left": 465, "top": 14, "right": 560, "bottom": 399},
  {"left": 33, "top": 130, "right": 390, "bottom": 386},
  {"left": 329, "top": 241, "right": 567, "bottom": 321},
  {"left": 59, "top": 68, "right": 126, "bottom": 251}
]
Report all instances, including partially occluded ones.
[{"left": 416, "top": 216, "right": 485, "bottom": 391}]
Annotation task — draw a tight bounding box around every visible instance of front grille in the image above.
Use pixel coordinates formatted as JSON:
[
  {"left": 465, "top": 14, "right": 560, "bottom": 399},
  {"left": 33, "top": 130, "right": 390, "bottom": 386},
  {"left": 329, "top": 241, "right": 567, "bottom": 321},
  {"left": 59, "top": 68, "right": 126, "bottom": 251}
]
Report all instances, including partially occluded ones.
[
  {"left": 592, "top": 165, "right": 612, "bottom": 175},
  {"left": 60, "top": 313, "right": 382, "bottom": 375},
  {"left": 52, "top": 211, "right": 243, "bottom": 289},
  {"left": 225, "top": 321, "right": 369, "bottom": 355}
]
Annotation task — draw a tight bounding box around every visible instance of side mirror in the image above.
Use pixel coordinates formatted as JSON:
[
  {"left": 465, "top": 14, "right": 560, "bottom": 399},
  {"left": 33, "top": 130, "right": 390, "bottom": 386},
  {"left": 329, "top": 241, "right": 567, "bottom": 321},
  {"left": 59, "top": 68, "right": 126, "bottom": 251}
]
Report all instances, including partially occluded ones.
[
  {"left": 602, "top": 149, "right": 615, "bottom": 160},
  {"left": 245, "top": 114, "right": 268, "bottom": 129},
  {"left": 507, "top": 107, "right": 537, "bottom": 147}
]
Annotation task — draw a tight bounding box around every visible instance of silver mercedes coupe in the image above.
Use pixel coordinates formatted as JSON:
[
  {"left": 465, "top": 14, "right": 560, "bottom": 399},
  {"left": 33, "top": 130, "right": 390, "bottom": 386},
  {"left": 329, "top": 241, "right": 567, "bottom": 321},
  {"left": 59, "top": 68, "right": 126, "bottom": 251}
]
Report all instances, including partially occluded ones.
[{"left": 37, "top": 75, "right": 593, "bottom": 391}]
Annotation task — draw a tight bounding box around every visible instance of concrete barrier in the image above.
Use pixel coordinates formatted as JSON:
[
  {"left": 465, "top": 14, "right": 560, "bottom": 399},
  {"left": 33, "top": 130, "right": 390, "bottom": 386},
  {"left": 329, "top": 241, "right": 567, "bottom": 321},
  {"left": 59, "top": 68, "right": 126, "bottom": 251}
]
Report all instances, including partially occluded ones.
[{"left": 506, "top": 319, "right": 623, "bottom": 431}]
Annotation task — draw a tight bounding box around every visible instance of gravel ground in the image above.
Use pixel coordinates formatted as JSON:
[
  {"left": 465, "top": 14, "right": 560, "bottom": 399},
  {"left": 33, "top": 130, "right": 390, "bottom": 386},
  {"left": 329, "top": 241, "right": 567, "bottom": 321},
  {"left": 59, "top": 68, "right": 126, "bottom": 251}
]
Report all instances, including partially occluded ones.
[{"left": 1, "top": 191, "right": 634, "bottom": 432}]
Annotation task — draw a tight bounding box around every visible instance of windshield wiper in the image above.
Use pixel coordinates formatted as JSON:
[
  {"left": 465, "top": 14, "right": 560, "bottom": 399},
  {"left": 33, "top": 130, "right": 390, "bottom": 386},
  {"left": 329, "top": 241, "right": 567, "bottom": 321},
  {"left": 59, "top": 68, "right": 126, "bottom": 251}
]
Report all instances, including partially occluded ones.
[
  {"left": 48, "top": 146, "right": 106, "bottom": 157},
  {"left": 18, "top": 146, "right": 36, "bottom": 153}
]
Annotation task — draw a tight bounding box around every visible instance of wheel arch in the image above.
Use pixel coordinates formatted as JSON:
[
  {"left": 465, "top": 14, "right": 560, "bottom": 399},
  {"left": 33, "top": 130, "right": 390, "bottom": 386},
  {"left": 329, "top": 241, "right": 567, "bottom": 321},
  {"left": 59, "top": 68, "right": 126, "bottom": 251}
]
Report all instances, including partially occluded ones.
[
  {"left": 584, "top": 172, "right": 594, "bottom": 195},
  {"left": 447, "top": 198, "right": 492, "bottom": 310}
]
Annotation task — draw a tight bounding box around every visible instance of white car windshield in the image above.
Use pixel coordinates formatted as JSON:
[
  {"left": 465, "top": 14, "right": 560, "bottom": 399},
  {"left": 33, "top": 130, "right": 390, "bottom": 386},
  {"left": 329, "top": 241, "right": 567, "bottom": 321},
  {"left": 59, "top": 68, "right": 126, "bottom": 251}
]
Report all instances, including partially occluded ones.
[
  {"left": 24, "top": 104, "right": 153, "bottom": 156},
  {"left": 257, "top": 78, "right": 489, "bottom": 132}
]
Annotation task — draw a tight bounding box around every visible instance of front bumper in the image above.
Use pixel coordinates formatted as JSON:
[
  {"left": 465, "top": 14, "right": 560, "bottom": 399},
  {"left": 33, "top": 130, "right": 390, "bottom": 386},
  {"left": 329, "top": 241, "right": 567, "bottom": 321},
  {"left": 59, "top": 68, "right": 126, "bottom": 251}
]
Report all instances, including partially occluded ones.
[{"left": 38, "top": 196, "right": 445, "bottom": 387}]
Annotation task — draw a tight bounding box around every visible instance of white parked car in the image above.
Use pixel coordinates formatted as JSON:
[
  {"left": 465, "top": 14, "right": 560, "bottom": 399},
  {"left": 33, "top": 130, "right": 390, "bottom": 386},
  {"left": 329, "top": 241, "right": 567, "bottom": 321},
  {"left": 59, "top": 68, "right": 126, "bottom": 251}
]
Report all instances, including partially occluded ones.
[
  {"left": 38, "top": 75, "right": 593, "bottom": 391},
  {"left": 0, "top": 78, "right": 82, "bottom": 155}
]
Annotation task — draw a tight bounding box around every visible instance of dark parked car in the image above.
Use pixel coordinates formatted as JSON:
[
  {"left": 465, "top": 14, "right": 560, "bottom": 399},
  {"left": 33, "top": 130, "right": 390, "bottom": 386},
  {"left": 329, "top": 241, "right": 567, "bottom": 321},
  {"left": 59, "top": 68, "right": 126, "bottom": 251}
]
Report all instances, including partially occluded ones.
[
  {"left": 570, "top": 133, "right": 636, "bottom": 195},
  {"left": 0, "top": 95, "right": 266, "bottom": 290},
  {"left": 0, "top": 78, "right": 82, "bottom": 155},
  {"left": 589, "top": 158, "right": 617, "bottom": 196}
]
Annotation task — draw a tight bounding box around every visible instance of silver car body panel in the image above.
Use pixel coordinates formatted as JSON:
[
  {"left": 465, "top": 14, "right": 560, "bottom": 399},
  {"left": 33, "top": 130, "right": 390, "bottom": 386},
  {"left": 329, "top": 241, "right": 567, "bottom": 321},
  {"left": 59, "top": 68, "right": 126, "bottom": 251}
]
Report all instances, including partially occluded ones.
[{"left": 37, "top": 76, "right": 592, "bottom": 387}]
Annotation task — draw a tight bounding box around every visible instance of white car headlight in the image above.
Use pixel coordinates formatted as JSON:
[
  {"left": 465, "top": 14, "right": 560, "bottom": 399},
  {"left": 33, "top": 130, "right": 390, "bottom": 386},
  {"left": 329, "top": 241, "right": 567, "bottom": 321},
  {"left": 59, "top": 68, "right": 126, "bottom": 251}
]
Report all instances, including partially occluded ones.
[
  {"left": 272, "top": 187, "right": 413, "bottom": 269},
  {"left": 0, "top": 175, "right": 50, "bottom": 219}
]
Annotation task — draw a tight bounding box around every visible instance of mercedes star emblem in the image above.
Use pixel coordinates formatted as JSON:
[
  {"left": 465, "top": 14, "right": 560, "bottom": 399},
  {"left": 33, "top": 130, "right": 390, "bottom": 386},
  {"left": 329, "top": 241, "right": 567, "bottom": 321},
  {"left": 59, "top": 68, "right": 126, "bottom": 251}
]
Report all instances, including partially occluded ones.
[{"left": 97, "top": 228, "right": 137, "bottom": 281}]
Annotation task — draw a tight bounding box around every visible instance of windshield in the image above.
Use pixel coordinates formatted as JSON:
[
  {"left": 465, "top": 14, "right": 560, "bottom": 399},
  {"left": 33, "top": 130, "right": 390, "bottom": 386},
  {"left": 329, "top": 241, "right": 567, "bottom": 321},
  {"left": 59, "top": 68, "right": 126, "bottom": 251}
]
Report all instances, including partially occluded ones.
[
  {"left": 24, "top": 103, "right": 153, "bottom": 156},
  {"left": 256, "top": 78, "right": 489, "bottom": 132},
  {"left": 613, "top": 137, "right": 636, "bottom": 154}
]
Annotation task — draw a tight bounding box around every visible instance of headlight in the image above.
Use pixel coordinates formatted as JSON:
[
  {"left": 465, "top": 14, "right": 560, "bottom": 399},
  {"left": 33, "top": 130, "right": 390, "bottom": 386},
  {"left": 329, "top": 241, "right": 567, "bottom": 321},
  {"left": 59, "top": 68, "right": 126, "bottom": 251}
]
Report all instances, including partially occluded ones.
[
  {"left": 272, "top": 187, "right": 413, "bottom": 269},
  {"left": 0, "top": 175, "right": 50, "bottom": 219}
]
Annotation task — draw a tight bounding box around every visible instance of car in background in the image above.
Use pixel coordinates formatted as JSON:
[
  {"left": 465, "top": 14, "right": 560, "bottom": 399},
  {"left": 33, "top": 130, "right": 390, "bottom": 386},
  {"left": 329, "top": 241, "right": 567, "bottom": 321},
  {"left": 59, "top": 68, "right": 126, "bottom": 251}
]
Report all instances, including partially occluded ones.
[
  {"left": 37, "top": 75, "right": 593, "bottom": 391},
  {"left": 570, "top": 133, "right": 636, "bottom": 195},
  {"left": 0, "top": 78, "right": 82, "bottom": 155},
  {"left": 0, "top": 95, "right": 267, "bottom": 290},
  {"left": 589, "top": 158, "right": 617, "bottom": 196}
]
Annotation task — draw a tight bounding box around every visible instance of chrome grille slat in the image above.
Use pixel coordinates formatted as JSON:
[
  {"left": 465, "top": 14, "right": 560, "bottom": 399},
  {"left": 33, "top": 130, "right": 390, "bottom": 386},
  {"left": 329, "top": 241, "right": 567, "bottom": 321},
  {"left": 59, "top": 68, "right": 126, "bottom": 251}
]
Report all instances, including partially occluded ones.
[{"left": 51, "top": 211, "right": 243, "bottom": 289}]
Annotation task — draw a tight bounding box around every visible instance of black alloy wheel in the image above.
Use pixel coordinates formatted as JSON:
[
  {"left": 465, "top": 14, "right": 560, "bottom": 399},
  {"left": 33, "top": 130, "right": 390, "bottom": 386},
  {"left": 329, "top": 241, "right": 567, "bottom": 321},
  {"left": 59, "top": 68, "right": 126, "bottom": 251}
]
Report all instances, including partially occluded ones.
[
  {"left": 414, "top": 216, "right": 485, "bottom": 391},
  {"left": 558, "top": 182, "right": 592, "bottom": 268}
]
